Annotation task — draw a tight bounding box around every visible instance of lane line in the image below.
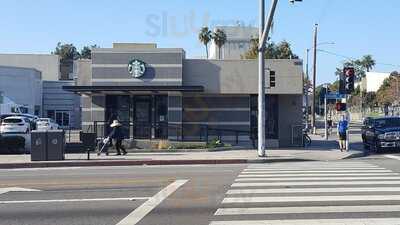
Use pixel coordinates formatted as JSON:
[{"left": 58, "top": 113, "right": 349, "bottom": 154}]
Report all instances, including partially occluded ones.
[
  {"left": 235, "top": 176, "right": 400, "bottom": 182},
  {"left": 0, "top": 187, "right": 40, "bottom": 195},
  {"left": 241, "top": 170, "right": 392, "bottom": 174},
  {"left": 116, "top": 179, "right": 188, "bottom": 225},
  {"left": 246, "top": 166, "right": 380, "bottom": 169},
  {"left": 231, "top": 180, "right": 400, "bottom": 187},
  {"left": 222, "top": 195, "right": 400, "bottom": 203},
  {"left": 209, "top": 218, "right": 400, "bottom": 225},
  {"left": 238, "top": 173, "right": 399, "bottom": 177},
  {"left": 385, "top": 155, "right": 400, "bottom": 160},
  {"left": 227, "top": 187, "right": 400, "bottom": 194},
  {"left": 0, "top": 197, "right": 149, "bottom": 204},
  {"left": 215, "top": 205, "right": 400, "bottom": 215}
]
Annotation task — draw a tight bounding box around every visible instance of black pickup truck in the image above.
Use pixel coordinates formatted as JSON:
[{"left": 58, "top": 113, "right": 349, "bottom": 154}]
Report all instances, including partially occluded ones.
[{"left": 362, "top": 117, "right": 400, "bottom": 152}]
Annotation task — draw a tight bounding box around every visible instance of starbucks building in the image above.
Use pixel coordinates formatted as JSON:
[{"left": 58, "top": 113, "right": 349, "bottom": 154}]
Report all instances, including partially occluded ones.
[{"left": 65, "top": 43, "right": 303, "bottom": 147}]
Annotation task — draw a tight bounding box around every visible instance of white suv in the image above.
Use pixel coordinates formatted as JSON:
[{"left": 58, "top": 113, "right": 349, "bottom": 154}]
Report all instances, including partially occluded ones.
[
  {"left": 0, "top": 116, "right": 31, "bottom": 134},
  {"left": 37, "top": 118, "right": 59, "bottom": 131}
]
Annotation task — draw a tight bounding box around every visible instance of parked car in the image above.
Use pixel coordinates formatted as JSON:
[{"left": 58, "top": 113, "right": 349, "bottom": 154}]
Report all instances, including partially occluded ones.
[
  {"left": 36, "top": 118, "right": 59, "bottom": 130},
  {"left": 0, "top": 116, "right": 31, "bottom": 134},
  {"left": 362, "top": 116, "right": 400, "bottom": 152},
  {"left": 1, "top": 113, "right": 38, "bottom": 130}
]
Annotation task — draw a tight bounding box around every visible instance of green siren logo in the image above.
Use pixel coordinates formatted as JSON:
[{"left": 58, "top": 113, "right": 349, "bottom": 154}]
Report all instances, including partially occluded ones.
[{"left": 128, "top": 59, "right": 146, "bottom": 78}]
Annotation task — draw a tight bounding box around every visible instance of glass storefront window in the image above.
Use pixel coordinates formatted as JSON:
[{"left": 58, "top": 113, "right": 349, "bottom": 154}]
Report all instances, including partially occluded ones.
[{"left": 250, "top": 95, "right": 279, "bottom": 139}]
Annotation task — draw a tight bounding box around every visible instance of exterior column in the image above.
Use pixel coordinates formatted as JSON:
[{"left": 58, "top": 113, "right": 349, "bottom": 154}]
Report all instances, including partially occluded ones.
[{"left": 167, "top": 92, "right": 183, "bottom": 141}]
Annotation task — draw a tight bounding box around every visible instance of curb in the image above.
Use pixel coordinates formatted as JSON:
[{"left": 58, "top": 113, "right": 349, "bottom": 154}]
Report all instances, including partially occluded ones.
[
  {"left": 0, "top": 157, "right": 313, "bottom": 169},
  {"left": 342, "top": 151, "right": 368, "bottom": 160}
]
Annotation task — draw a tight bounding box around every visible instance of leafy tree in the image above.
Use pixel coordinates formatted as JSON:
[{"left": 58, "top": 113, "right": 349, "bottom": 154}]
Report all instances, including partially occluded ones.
[
  {"left": 242, "top": 38, "right": 298, "bottom": 60},
  {"left": 198, "top": 27, "right": 212, "bottom": 59},
  {"left": 376, "top": 72, "right": 400, "bottom": 106},
  {"left": 212, "top": 29, "right": 227, "bottom": 59},
  {"left": 52, "top": 42, "right": 80, "bottom": 62},
  {"left": 80, "top": 45, "right": 99, "bottom": 59},
  {"left": 360, "top": 55, "right": 376, "bottom": 72}
]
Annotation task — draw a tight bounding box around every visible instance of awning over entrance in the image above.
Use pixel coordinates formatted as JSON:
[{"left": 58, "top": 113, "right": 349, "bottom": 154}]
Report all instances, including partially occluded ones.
[{"left": 63, "top": 85, "right": 204, "bottom": 94}]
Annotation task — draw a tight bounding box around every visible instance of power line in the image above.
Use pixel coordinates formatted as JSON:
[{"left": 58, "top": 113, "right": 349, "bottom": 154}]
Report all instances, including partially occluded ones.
[{"left": 317, "top": 49, "right": 400, "bottom": 69}]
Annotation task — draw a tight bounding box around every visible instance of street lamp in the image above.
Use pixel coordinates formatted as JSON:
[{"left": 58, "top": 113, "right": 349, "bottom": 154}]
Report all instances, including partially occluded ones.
[
  {"left": 258, "top": 0, "right": 302, "bottom": 157},
  {"left": 305, "top": 41, "right": 334, "bottom": 132}
]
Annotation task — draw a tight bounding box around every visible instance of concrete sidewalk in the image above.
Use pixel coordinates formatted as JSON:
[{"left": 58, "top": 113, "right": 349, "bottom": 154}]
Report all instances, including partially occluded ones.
[{"left": 0, "top": 145, "right": 365, "bottom": 169}]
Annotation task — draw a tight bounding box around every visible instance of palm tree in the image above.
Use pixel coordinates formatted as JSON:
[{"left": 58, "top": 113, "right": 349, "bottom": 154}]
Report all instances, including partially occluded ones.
[
  {"left": 212, "top": 29, "right": 227, "bottom": 59},
  {"left": 198, "top": 27, "right": 212, "bottom": 59},
  {"left": 360, "top": 55, "right": 376, "bottom": 72}
]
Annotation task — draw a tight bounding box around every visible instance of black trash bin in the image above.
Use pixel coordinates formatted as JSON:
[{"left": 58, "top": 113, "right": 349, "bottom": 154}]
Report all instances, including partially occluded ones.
[
  {"left": 80, "top": 132, "right": 97, "bottom": 151},
  {"left": 47, "top": 130, "right": 65, "bottom": 161},
  {"left": 31, "top": 131, "right": 47, "bottom": 161}
]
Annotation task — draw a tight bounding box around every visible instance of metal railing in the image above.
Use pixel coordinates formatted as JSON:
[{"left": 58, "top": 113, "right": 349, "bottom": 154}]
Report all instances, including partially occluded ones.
[{"left": 82, "top": 121, "right": 253, "bottom": 145}]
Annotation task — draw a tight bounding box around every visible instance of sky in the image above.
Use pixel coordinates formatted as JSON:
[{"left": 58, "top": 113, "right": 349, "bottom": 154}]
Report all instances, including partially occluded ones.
[{"left": 0, "top": 0, "right": 399, "bottom": 85}]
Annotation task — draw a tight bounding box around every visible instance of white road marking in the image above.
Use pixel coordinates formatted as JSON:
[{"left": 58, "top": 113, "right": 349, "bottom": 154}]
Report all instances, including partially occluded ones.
[
  {"left": 227, "top": 187, "right": 400, "bottom": 194},
  {"left": 232, "top": 180, "right": 400, "bottom": 187},
  {"left": 238, "top": 173, "right": 399, "bottom": 177},
  {"left": 209, "top": 218, "right": 400, "bottom": 225},
  {"left": 244, "top": 168, "right": 386, "bottom": 171},
  {"left": 235, "top": 176, "right": 400, "bottom": 182},
  {"left": 0, "top": 187, "right": 40, "bottom": 195},
  {"left": 3, "top": 167, "right": 83, "bottom": 171},
  {"left": 0, "top": 197, "right": 149, "bottom": 204},
  {"left": 116, "top": 179, "right": 188, "bottom": 225},
  {"left": 241, "top": 170, "right": 392, "bottom": 174},
  {"left": 215, "top": 205, "right": 400, "bottom": 215},
  {"left": 385, "top": 155, "right": 400, "bottom": 160},
  {"left": 222, "top": 195, "right": 400, "bottom": 203},
  {"left": 247, "top": 165, "right": 379, "bottom": 169}
]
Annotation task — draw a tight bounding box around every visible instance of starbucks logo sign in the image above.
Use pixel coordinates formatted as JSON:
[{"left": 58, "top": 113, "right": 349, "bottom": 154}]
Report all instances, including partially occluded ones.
[{"left": 128, "top": 59, "right": 146, "bottom": 78}]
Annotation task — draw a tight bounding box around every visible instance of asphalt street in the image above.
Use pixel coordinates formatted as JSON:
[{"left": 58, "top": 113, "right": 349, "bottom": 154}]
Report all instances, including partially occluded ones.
[{"left": 2, "top": 155, "right": 400, "bottom": 225}]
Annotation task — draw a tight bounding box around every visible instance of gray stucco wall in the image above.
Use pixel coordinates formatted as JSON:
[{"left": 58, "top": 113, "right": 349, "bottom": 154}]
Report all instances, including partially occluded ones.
[
  {"left": 90, "top": 48, "right": 184, "bottom": 86},
  {"left": 74, "top": 59, "right": 92, "bottom": 86},
  {"left": 0, "top": 54, "right": 60, "bottom": 81},
  {"left": 43, "top": 81, "right": 81, "bottom": 129},
  {"left": 278, "top": 94, "right": 303, "bottom": 147},
  {"left": 183, "top": 59, "right": 303, "bottom": 94}
]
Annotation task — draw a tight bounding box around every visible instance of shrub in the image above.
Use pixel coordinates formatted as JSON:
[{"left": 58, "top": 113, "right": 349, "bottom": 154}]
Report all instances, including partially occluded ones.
[
  {"left": 207, "top": 138, "right": 224, "bottom": 148},
  {"left": 158, "top": 140, "right": 170, "bottom": 150}
]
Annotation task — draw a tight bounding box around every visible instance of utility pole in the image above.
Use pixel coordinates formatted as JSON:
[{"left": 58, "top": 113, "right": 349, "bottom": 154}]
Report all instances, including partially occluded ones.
[
  {"left": 305, "top": 49, "right": 310, "bottom": 130},
  {"left": 324, "top": 84, "right": 328, "bottom": 140},
  {"left": 311, "top": 23, "right": 318, "bottom": 134}
]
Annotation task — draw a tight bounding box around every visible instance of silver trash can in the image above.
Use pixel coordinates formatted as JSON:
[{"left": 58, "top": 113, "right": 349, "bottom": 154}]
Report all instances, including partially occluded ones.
[{"left": 31, "top": 131, "right": 47, "bottom": 161}]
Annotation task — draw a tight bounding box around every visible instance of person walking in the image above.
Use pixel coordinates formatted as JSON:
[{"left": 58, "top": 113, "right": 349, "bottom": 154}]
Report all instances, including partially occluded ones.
[
  {"left": 109, "top": 120, "right": 127, "bottom": 155},
  {"left": 337, "top": 115, "right": 348, "bottom": 152}
]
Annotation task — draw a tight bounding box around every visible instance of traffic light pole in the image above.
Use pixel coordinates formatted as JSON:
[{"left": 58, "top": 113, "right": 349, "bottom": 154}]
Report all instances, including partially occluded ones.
[{"left": 258, "top": 0, "right": 279, "bottom": 157}]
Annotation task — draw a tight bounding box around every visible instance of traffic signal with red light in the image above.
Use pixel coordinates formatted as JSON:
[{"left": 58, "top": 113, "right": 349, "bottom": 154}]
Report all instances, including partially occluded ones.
[
  {"left": 339, "top": 67, "right": 355, "bottom": 94},
  {"left": 336, "top": 102, "right": 347, "bottom": 111}
]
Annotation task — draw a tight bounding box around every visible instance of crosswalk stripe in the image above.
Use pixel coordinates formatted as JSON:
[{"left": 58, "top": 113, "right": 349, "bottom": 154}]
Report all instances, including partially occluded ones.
[
  {"left": 215, "top": 205, "right": 400, "bottom": 215},
  {"left": 209, "top": 218, "right": 400, "bottom": 225},
  {"left": 235, "top": 176, "right": 400, "bottom": 182},
  {"left": 242, "top": 170, "right": 392, "bottom": 174},
  {"left": 238, "top": 173, "right": 399, "bottom": 177},
  {"left": 231, "top": 180, "right": 400, "bottom": 187},
  {"left": 222, "top": 195, "right": 400, "bottom": 203},
  {"left": 227, "top": 187, "right": 400, "bottom": 194}
]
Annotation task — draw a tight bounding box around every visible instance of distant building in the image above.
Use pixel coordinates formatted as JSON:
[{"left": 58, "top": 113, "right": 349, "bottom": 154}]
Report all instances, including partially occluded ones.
[
  {"left": 361, "top": 72, "right": 391, "bottom": 92},
  {"left": 0, "top": 54, "right": 81, "bottom": 128},
  {"left": 209, "top": 26, "right": 258, "bottom": 60},
  {"left": 0, "top": 66, "right": 42, "bottom": 115},
  {"left": 0, "top": 54, "right": 60, "bottom": 81},
  {"left": 42, "top": 81, "right": 81, "bottom": 129}
]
